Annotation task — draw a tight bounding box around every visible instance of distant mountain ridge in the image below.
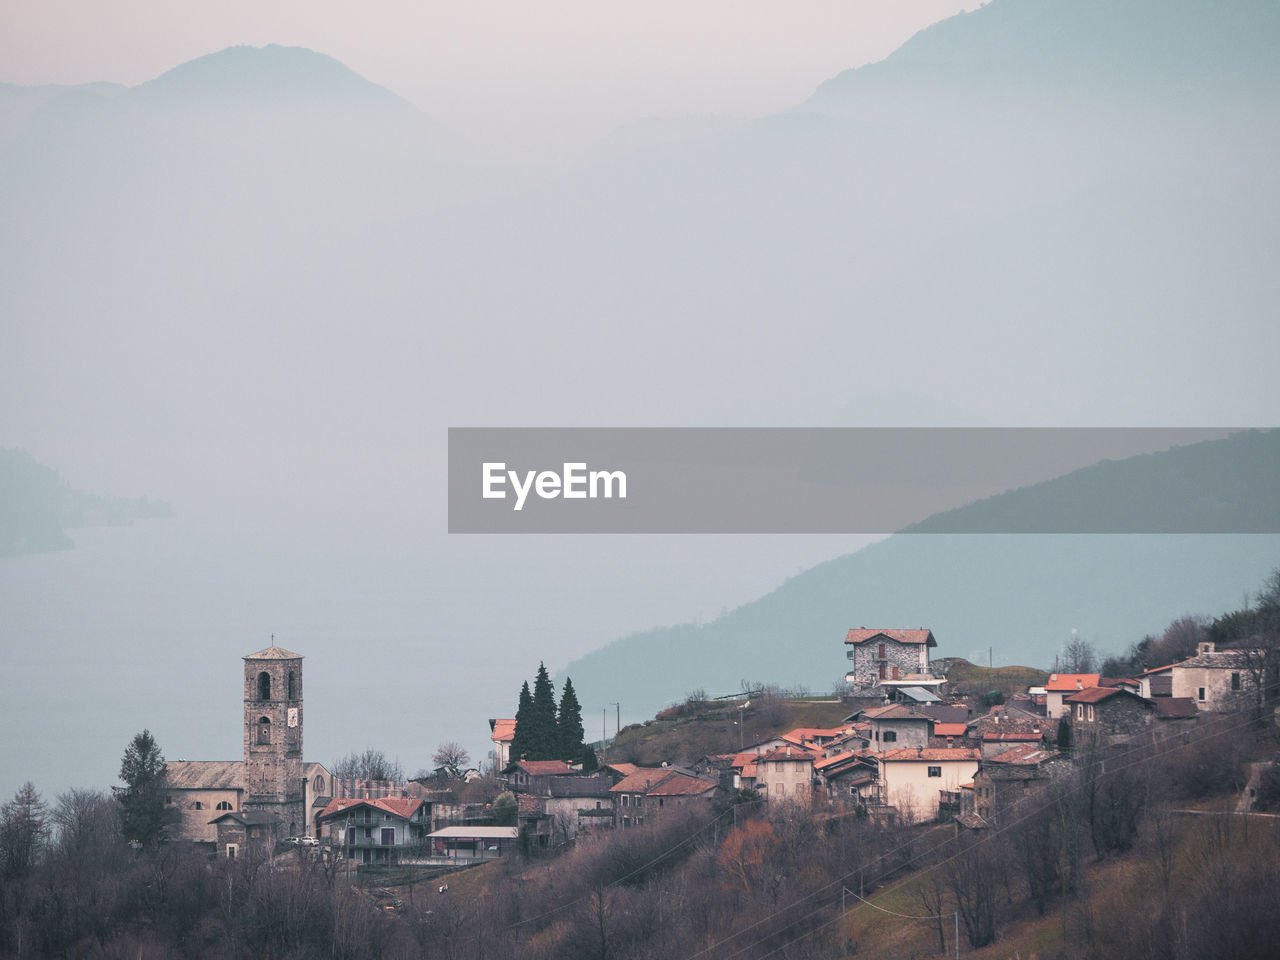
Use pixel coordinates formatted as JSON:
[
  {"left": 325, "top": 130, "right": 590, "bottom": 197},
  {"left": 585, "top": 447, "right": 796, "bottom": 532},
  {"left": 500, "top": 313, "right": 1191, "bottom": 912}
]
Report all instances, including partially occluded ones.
[
  {"left": 810, "top": 0, "right": 1280, "bottom": 105},
  {"left": 136, "top": 44, "right": 410, "bottom": 108},
  {"left": 559, "top": 431, "right": 1280, "bottom": 722}
]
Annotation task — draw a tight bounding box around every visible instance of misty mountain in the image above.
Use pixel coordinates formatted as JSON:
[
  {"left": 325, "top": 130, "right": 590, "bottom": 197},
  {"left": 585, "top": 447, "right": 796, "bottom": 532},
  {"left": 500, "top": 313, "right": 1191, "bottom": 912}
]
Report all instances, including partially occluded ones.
[
  {"left": 810, "top": 0, "right": 1280, "bottom": 103},
  {"left": 559, "top": 430, "right": 1280, "bottom": 718}
]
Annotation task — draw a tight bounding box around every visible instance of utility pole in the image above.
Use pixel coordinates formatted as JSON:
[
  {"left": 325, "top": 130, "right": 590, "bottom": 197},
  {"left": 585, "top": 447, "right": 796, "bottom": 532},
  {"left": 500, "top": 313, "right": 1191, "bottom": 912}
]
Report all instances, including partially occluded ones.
[{"left": 610, "top": 702, "right": 620, "bottom": 741}]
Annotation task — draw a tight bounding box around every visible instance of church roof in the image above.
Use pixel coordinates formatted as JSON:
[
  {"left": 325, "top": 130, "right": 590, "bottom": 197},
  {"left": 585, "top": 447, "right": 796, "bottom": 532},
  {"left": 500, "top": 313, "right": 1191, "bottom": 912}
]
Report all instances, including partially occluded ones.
[
  {"left": 166, "top": 760, "right": 244, "bottom": 790},
  {"left": 244, "top": 645, "right": 303, "bottom": 660}
]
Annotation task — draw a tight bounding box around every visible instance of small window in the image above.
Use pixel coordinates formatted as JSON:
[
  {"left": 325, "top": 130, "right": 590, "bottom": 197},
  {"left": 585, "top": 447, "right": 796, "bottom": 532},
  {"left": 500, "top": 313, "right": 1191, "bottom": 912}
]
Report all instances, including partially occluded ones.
[
  {"left": 288, "top": 672, "right": 296, "bottom": 699},
  {"left": 216, "top": 801, "right": 233, "bottom": 811},
  {"left": 1198, "top": 687, "right": 1206, "bottom": 702},
  {"left": 1232, "top": 673, "right": 1241, "bottom": 691},
  {"left": 313, "top": 776, "right": 325, "bottom": 793},
  {"left": 927, "top": 766, "right": 942, "bottom": 778},
  {"left": 381, "top": 828, "right": 395, "bottom": 846},
  {"left": 258, "top": 716, "right": 271, "bottom": 744},
  {"left": 883, "top": 731, "right": 897, "bottom": 743},
  {"left": 878, "top": 643, "right": 886, "bottom": 659},
  {"left": 257, "top": 671, "right": 271, "bottom": 701},
  {"left": 194, "top": 801, "right": 203, "bottom": 810},
  {"left": 364, "top": 827, "right": 372, "bottom": 839}
]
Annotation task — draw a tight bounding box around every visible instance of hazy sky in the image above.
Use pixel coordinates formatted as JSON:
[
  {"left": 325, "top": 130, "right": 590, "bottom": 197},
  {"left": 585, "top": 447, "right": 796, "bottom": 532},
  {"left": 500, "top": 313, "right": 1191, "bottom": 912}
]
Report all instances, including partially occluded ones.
[{"left": 3, "top": 0, "right": 973, "bottom": 159}]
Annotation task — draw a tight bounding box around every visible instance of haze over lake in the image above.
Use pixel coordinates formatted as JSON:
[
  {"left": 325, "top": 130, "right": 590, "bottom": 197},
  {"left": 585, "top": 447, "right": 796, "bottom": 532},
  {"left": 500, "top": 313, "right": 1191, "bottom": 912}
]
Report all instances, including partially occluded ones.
[{"left": 2, "top": 0, "right": 1278, "bottom": 802}]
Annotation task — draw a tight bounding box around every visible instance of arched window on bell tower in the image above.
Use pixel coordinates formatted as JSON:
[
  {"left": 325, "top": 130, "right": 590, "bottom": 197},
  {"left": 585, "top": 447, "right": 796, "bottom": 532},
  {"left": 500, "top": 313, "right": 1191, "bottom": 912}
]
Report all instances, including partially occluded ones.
[
  {"left": 257, "top": 672, "right": 271, "bottom": 700},
  {"left": 258, "top": 716, "right": 271, "bottom": 744},
  {"left": 288, "top": 671, "right": 296, "bottom": 700}
]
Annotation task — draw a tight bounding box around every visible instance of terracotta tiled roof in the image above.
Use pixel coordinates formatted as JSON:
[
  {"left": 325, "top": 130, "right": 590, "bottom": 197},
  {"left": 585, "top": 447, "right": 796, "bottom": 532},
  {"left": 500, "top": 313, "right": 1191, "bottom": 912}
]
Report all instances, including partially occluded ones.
[
  {"left": 756, "top": 746, "right": 820, "bottom": 764},
  {"left": 606, "top": 762, "right": 639, "bottom": 777},
  {"left": 879, "top": 748, "right": 980, "bottom": 762},
  {"left": 981, "top": 732, "right": 1041, "bottom": 742},
  {"left": 515, "top": 760, "right": 574, "bottom": 776},
  {"left": 490, "top": 718, "right": 517, "bottom": 742},
  {"left": 1099, "top": 677, "right": 1141, "bottom": 688},
  {"left": 782, "top": 727, "right": 851, "bottom": 745},
  {"left": 610, "top": 769, "right": 673, "bottom": 794},
  {"left": 1045, "top": 673, "right": 1101, "bottom": 692},
  {"left": 516, "top": 794, "right": 544, "bottom": 816},
  {"left": 845, "top": 628, "right": 936, "bottom": 646},
  {"left": 986, "top": 744, "right": 1058, "bottom": 765},
  {"left": 933, "top": 723, "right": 968, "bottom": 737},
  {"left": 814, "top": 751, "right": 871, "bottom": 773},
  {"left": 317, "top": 796, "right": 424, "bottom": 821},
  {"left": 1065, "top": 686, "right": 1151, "bottom": 705}
]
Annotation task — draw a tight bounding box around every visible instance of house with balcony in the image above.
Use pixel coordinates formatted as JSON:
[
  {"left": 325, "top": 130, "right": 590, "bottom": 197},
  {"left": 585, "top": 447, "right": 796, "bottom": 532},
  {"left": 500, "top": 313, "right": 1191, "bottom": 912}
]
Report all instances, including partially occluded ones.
[
  {"left": 844, "top": 628, "right": 943, "bottom": 696},
  {"left": 316, "top": 796, "right": 431, "bottom": 865}
]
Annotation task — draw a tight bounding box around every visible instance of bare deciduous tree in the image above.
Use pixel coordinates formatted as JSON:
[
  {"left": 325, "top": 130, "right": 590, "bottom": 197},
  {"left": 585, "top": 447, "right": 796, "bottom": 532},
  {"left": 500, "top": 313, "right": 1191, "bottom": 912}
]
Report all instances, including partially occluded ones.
[{"left": 431, "top": 742, "right": 471, "bottom": 779}]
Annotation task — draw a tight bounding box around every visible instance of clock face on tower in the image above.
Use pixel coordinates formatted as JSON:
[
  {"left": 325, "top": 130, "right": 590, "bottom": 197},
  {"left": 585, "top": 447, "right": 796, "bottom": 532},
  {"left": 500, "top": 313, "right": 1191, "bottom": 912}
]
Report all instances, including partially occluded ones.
[{"left": 287, "top": 707, "right": 298, "bottom": 728}]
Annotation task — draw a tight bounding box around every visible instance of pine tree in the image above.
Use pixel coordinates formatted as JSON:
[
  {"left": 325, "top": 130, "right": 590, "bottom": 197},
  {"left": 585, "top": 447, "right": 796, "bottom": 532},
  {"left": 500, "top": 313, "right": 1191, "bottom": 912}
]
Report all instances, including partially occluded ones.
[
  {"left": 528, "top": 662, "right": 559, "bottom": 760},
  {"left": 557, "top": 677, "right": 586, "bottom": 761},
  {"left": 114, "top": 729, "right": 169, "bottom": 846},
  {"left": 510, "top": 681, "right": 535, "bottom": 762}
]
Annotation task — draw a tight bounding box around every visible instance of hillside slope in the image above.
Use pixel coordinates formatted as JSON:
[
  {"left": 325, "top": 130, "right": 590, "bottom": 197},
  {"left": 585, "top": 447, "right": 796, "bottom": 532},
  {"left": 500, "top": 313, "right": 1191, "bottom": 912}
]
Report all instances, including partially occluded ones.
[{"left": 561, "top": 431, "right": 1280, "bottom": 720}]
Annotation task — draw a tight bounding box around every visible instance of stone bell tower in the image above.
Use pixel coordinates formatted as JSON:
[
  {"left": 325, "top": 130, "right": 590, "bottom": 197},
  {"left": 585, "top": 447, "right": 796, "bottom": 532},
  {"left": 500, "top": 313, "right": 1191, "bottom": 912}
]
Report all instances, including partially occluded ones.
[{"left": 242, "top": 644, "right": 305, "bottom": 837}]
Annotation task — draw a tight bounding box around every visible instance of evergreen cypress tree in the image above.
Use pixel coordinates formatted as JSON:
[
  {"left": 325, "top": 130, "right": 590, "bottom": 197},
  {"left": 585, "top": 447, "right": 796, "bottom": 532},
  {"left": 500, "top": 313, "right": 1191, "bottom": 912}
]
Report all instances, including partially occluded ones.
[
  {"left": 510, "top": 681, "right": 534, "bottom": 762},
  {"left": 529, "top": 662, "right": 559, "bottom": 760},
  {"left": 556, "top": 677, "right": 586, "bottom": 761}
]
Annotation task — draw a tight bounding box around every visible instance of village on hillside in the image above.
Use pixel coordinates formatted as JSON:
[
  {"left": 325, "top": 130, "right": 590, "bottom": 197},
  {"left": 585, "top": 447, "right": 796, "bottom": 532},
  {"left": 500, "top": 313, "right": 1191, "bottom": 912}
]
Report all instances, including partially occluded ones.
[
  {"left": 158, "top": 621, "right": 1278, "bottom": 870},
  {"left": 5, "top": 587, "right": 1280, "bottom": 960}
]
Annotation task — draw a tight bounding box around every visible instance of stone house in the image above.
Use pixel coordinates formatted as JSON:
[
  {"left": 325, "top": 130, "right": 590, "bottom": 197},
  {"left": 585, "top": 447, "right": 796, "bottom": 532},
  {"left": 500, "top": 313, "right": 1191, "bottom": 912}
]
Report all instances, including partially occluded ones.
[
  {"left": 815, "top": 752, "right": 879, "bottom": 807},
  {"left": 609, "top": 768, "right": 717, "bottom": 825},
  {"left": 979, "top": 731, "right": 1043, "bottom": 758},
  {"left": 207, "top": 810, "right": 278, "bottom": 860},
  {"left": 1064, "top": 686, "right": 1156, "bottom": 742},
  {"left": 524, "top": 774, "right": 616, "bottom": 842},
  {"left": 860, "top": 704, "right": 933, "bottom": 751},
  {"left": 1170, "top": 642, "right": 1274, "bottom": 712},
  {"left": 844, "top": 628, "right": 938, "bottom": 691},
  {"left": 972, "top": 744, "right": 1066, "bottom": 821}
]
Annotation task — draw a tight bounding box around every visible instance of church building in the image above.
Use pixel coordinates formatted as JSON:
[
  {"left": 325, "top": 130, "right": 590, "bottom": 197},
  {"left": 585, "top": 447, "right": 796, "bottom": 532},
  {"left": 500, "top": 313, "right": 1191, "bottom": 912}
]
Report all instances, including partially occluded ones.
[{"left": 165, "top": 644, "right": 331, "bottom": 857}]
